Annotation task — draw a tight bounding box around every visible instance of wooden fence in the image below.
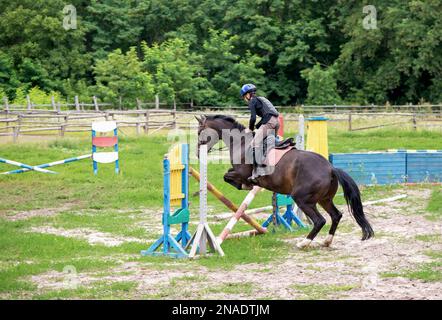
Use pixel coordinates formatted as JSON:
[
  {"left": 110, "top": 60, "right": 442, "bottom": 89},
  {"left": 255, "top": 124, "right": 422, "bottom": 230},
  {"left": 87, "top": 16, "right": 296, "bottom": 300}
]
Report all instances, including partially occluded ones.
[{"left": 1, "top": 96, "right": 441, "bottom": 142}]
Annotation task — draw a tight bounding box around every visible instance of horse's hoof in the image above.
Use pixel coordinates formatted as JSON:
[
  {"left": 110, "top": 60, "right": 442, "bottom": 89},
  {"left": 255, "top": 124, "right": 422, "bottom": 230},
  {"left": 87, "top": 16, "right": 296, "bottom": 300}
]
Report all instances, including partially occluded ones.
[
  {"left": 296, "top": 238, "right": 312, "bottom": 249},
  {"left": 321, "top": 235, "right": 334, "bottom": 247}
]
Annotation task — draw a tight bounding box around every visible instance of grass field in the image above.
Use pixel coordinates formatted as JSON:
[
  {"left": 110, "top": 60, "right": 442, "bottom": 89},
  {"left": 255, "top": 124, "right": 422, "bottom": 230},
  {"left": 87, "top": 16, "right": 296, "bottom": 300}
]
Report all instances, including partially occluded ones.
[{"left": 0, "top": 128, "right": 441, "bottom": 299}]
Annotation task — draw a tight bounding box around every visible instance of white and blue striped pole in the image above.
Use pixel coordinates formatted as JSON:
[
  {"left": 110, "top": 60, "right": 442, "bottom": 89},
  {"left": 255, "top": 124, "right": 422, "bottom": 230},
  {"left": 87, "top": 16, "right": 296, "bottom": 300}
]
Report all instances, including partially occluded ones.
[
  {"left": 0, "top": 158, "right": 57, "bottom": 174},
  {"left": 1, "top": 154, "right": 92, "bottom": 175}
]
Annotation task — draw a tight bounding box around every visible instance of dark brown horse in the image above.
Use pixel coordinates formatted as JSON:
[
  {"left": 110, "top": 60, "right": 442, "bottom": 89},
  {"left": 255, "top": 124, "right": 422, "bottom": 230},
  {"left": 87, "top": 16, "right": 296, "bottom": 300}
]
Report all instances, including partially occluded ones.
[{"left": 196, "top": 115, "right": 374, "bottom": 248}]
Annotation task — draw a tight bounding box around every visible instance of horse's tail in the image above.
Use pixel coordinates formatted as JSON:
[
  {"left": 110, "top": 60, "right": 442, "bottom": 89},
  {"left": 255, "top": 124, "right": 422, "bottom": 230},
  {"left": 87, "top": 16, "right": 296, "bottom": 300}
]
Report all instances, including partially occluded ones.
[{"left": 333, "top": 167, "right": 374, "bottom": 240}]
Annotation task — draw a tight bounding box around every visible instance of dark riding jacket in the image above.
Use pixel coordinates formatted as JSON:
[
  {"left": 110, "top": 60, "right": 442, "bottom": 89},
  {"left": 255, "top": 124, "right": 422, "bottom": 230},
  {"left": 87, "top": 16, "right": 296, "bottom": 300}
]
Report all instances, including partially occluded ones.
[{"left": 248, "top": 96, "right": 279, "bottom": 131}]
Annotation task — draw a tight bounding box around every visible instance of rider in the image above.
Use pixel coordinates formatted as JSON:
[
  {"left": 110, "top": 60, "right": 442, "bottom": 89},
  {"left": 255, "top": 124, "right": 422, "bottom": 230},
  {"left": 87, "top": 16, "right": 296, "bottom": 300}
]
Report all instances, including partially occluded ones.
[{"left": 240, "top": 84, "right": 279, "bottom": 175}]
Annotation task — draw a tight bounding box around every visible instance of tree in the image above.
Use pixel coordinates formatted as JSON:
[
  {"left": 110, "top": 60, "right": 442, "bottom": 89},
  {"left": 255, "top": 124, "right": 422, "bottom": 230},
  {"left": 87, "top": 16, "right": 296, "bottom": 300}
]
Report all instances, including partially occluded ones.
[
  {"left": 301, "top": 64, "right": 342, "bottom": 105},
  {"left": 0, "top": 0, "right": 90, "bottom": 94},
  {"left": 0, "top": 51, "right": 20, "bottom": 99},
  {"left": 94, "top": 47, "right": 155, "bottom": 107},
  {"left": 141, "top": 38, "right": 208, "bottom": 104},
  {"left": 201, "top": 29, "right": 265, "bottom": 105},
  {"left": 334, "top": 0, "right": 442, "bottom": 104}
]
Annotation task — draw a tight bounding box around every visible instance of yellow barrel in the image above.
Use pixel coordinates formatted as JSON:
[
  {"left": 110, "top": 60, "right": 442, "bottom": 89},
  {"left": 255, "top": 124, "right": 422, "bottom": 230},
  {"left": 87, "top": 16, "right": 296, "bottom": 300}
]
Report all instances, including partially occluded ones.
[{"left": 306, "top": 116, "right": 329, "bottom": 160}]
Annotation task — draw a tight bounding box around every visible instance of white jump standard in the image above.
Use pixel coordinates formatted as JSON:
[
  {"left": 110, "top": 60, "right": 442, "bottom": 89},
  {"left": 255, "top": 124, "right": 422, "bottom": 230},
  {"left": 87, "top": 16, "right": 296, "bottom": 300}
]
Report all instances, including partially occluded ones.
[{"left": 186, "top": 144, "right": 224, "bottom": 258}]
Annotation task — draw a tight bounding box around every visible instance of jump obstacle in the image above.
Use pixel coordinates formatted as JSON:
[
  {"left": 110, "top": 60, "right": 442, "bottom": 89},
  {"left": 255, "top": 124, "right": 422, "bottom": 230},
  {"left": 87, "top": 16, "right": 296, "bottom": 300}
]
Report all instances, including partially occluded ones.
[
  {"left": 1, "top": 154, "right": 92, "bottom": 175},
  {"left": 141, "top": 143, "right": 226, "bottom": 258},
  {"left": 92, "top": 121, "right": 119, "bottom": 175},
  {"left": 1, "top": 121, "right": 119, "bottom": 175},
  {"left": 0, "top": 158, "right": 57, "bottom": 174}
]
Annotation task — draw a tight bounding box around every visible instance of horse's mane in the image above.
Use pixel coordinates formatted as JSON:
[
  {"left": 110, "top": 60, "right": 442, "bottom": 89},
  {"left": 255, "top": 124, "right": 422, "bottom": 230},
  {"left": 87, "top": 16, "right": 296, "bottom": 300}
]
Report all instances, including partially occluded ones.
[{"left": 205, "top": 115, "right": 246, "bottom": 131}]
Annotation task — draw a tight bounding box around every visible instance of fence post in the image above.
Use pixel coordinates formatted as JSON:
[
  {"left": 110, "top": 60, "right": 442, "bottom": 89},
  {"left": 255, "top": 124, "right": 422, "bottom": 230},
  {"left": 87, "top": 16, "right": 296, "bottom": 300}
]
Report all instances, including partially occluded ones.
[
  {"left": 173, "top": 99, "right": 177, "bottom": 129},
  {"left": 57, "top": 101, "right": 61, "bottom": 113},
  {"left": 412, "top": 113, "right": 417, "bottom": 131},
  {"left": 60, "top": 122, "right": 66, "bottom": 137},
  {"left": 136, "top": 98, "right": 141, "bottom": 110},
  {"left": 3, "top": 96, "right": 9, "bottom": 112},
  {"left": 51, "top": 96, "right": 56, "bottom": 111},
  {"left": 93, "top": 96, "right": 99, "bottom": 111},
  {"left": 26, "top": 95, "right": 32, "bottom": 111},
  {"left": 348, "top": 113, "right": 352, "bottom": 131},
  {"left": 155, "top": 94, "right": 159, "bottom": 109},
  {"left": 145, "top": 110, "right": 149, "bottom": 134},
  {"left": 13, "top": 126, "right": 19, "bottom": 143},
  {"left": 14, "top": 114, "right": 22, "bottom": 142},
  {"left": 74, "top": 95, "right": 80, "bottom": 111}
]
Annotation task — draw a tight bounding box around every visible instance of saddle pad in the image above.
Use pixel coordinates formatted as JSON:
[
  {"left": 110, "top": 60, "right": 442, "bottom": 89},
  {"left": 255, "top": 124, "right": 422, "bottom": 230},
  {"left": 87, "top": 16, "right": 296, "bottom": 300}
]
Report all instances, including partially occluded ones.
[{"left": 264, "top": 146, "right": 295, "bottom": 166}]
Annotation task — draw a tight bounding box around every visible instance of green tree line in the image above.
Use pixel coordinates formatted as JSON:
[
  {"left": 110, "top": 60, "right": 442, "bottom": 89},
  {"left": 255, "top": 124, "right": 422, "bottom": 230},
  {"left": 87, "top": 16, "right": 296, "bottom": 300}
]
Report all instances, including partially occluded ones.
[{"left": 0, "top": 0, "right": 441, "bottom": 107}]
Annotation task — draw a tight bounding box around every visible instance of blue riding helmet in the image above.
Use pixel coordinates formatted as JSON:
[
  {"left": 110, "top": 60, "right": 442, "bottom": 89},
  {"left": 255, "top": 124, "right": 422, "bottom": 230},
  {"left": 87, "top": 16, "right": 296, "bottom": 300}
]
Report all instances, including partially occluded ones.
[{"left": 240, "top": 84, "right": 256, "bottom": 97}]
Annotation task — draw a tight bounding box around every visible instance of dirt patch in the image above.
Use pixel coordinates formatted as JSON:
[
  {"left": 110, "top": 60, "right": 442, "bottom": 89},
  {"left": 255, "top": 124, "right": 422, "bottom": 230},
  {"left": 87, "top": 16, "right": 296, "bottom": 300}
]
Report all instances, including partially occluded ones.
[
  {"left": 3, "top": 203, "right": 76, "bottom": 221},
  {"left": 27, "top": 226, "right": 149, "bottom": 247}
]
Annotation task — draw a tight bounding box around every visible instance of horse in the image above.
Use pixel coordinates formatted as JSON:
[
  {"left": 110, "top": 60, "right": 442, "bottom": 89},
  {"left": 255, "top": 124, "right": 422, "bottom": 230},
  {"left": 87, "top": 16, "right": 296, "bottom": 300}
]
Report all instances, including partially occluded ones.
[{"left": 195, "top": 114, "right": 374, "bottom": 249}]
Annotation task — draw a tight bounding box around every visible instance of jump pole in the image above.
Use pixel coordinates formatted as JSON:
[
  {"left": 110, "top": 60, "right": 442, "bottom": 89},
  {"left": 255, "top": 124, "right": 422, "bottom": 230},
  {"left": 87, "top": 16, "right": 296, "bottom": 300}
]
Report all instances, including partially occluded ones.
[
  {"left": 217, "top": 185, "right": 264, "bottom": 245},
  {"left": 0, "top": 158, "right": 57, "bottom": 174},
  {"left": 186, "top": 144, "right": 224, "bottom": 258},
  {"left": 1, "top": 154, "right": 92, "bottom": 175},
  {"left": 189, "top": 167, "right": 266, "bottom": 235}
]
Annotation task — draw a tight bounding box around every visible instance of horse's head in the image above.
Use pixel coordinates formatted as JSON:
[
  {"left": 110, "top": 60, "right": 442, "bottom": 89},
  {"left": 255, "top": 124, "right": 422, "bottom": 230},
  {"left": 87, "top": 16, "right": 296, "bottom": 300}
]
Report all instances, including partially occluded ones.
[
  {"left": 195, "top": 115, "right": 246, "bottom": 157},
  {"left": 195, "top": 115, "right": 219, "bottom": 157}
]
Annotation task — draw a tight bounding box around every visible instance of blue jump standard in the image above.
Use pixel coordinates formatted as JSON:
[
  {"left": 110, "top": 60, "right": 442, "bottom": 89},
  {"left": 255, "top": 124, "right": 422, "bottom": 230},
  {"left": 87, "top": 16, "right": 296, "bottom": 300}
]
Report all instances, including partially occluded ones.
[
  {"left": 262, "top": 193, "right": 307, "bottom": 231},
  {"left": 141, "top": 144, "right": 191, "bottom": 259}
]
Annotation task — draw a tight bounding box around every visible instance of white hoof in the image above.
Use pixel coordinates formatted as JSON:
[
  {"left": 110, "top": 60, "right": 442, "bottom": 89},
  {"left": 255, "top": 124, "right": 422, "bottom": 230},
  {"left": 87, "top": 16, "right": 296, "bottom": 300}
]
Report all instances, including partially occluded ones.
[
  {"left": 321, "top": 235, "right": 334, "bottom": 247},
  {"left": 296, "top": 238, "right": 312, "bottom": 249}
]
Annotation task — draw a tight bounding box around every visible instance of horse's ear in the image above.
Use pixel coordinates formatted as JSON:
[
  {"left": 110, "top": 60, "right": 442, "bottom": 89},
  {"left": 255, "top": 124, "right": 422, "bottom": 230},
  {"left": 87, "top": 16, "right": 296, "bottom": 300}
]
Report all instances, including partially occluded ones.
[{"left": 195, "top": 115, "right": 206, "bottom": 124}]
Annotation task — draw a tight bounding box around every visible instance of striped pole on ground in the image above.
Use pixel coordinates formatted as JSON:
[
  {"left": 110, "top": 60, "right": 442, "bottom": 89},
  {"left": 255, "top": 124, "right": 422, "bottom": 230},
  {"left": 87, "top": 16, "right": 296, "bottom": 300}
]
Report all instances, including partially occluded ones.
[
  {"left": 1, "top": 154, "right": 92, "bottom": 175},
  {"left": 0, "top": 158, "right": 57, "bottom": 174}
]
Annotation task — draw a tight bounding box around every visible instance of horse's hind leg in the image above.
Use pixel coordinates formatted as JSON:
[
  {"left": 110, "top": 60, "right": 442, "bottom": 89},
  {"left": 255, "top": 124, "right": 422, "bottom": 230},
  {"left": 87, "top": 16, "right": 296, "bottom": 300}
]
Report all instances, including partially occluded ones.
[
  {"left": 319, "top": 199, "right": 343, "bottom": 247},
  {"left": 294, "top": 197, "right": 326, "bottom": 249}
]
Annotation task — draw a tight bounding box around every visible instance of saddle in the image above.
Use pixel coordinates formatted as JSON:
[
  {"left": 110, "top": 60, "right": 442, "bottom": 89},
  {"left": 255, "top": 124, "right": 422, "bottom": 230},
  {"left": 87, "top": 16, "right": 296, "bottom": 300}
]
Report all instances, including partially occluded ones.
[
  {"left": 275, "top": 137, "right": 296, "bottom": 150},
  {"left": 263, "top": 136, "right": 296, "bottom": 155}
]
